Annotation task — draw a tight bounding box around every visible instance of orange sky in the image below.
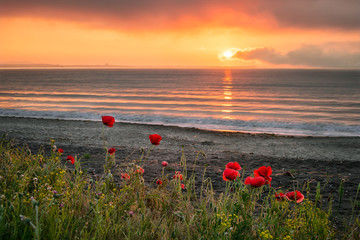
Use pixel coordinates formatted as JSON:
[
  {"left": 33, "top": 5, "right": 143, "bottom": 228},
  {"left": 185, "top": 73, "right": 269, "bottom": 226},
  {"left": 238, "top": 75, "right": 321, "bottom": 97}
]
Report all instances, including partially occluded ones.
[{"left": 1, "top": 1, "right": 360, "bottom": 68}]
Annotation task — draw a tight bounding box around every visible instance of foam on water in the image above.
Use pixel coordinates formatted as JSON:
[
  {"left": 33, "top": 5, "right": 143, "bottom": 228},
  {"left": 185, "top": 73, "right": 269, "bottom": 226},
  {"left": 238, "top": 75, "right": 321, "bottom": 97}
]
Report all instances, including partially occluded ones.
[{"left": 1, "top": 108, "right": 359, "bottom": 137}]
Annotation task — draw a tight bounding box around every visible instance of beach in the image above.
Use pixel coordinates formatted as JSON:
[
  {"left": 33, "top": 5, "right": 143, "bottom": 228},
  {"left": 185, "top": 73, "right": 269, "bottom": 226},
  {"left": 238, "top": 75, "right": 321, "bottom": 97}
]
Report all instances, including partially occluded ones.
[{"left": 1, "top": 116, "right": 360, "bottom": 217}]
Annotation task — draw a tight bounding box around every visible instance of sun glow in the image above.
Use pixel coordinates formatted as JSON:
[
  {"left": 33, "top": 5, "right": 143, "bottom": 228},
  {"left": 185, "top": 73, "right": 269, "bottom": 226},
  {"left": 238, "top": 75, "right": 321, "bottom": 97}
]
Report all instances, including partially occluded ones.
[{"left": 223, "top": 50, "right": 233, "bottom": 58}]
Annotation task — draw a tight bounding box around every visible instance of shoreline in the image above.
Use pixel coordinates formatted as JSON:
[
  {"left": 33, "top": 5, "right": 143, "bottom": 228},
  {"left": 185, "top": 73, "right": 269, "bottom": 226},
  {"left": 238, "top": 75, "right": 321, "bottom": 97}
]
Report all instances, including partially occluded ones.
[{"left": 0, "top": 116, "right": 359, "bottom": 161}]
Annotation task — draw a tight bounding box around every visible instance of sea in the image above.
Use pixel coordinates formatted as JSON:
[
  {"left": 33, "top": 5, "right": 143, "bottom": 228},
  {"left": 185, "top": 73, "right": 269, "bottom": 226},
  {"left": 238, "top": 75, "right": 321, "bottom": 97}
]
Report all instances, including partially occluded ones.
[{"left": 0, "top": 68, "right": 359, "bottom": 136}]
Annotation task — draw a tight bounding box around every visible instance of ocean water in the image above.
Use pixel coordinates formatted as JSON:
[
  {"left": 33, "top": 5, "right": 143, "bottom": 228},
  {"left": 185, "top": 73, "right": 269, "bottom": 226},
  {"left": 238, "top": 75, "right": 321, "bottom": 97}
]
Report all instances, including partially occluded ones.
[{"left": 0, "top": 68, "right": 359, "bottom": 136}]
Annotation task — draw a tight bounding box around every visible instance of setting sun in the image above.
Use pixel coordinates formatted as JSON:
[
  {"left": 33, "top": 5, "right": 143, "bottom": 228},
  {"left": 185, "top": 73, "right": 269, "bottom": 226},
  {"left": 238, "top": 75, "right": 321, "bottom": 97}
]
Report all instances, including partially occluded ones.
[{"left": 223, "top": 51, "right": 233, "bottom": 58}]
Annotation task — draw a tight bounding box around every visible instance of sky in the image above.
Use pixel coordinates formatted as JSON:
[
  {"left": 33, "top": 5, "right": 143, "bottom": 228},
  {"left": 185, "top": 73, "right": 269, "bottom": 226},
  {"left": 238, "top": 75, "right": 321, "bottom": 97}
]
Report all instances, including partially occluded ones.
[{"left": 1, "top": 0, "right": 360, "bottom": 68}]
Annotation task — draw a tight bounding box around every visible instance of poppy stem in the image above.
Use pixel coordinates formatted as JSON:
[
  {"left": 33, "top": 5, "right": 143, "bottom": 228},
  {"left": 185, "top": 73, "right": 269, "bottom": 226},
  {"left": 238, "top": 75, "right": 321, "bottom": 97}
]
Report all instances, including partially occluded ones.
[
  {"left": 142, "top": 145, "right": 154, "bottom": 163},
  {"left": 102, "top": 124, "right": 106, "bottom": 149}
]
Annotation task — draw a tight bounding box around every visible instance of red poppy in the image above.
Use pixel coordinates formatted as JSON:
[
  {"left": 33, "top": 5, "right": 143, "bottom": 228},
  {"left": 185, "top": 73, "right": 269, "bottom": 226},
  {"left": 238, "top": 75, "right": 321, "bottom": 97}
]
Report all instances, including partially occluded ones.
[
  {"left": 108, "top": 148, "right": 116, "bottom": 155},
  {"left": 66, "top": 156, "right": 75, "bottom": 165},
  {"left": 226, "top": 162, "right": 241, "bottom": 171},
  {"left": 149, "top": 134, "right": 162, "bottom": 145},
  {"left": 121, "top": 173, "right": 130, "bottom": 180},
  {"left": 173, "top": 171, "right": 183, "bottom": 180},
  {"left": 135, "top": 167, "right": 144, "bottom": 174},
  {"left": 102, "top": 116, "right": 115, "bottom": 127},
  {"left": 162, "top": 161, "right": 168, "bottom": 167},
  {"left": 285, "top": 191, "right": 304, "bottom": 203},
  {"left": 222, "top": 168, "right": 240, "bottom": 181},
  {"left": 275, "top": 192, "right": 289, "bottom": 201},
  {"left": 58, "top": 148, "right": 64, "bottom": 154},
  {"left": 244, "top": 176, "right": 266, "bottom": 187},
  {"left": 156, "top": 179, "right": 162, "bottom": 185},
  {"left": 181, "top": 183, "right": 185, "bottom": 189},
  {"left": 254, "top": 166, "right": 272, "bottom": 185}
]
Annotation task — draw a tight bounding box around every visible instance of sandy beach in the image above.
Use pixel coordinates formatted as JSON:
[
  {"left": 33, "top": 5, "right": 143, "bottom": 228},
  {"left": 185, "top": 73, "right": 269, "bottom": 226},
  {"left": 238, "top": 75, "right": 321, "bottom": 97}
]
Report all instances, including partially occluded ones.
[{"left": 1, "top": 116, "right": 360, "bottom": 218}]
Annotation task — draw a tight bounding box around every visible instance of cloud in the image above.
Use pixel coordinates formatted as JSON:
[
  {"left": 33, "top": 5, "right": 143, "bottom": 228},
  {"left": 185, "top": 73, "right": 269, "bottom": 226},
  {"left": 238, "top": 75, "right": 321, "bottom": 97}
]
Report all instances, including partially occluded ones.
[
  {"left": 0, "top": 0, "right": 359, "bottom": 31},
  {"left": 231, "top": 43, "right": 360, "bottom": 68}
]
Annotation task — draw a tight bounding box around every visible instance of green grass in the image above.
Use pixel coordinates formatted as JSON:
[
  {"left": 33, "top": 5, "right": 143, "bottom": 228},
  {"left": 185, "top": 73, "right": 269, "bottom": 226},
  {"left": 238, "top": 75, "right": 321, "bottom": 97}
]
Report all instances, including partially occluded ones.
[{"left": 0, "top": 135, "right": 359, "bottom": 239}]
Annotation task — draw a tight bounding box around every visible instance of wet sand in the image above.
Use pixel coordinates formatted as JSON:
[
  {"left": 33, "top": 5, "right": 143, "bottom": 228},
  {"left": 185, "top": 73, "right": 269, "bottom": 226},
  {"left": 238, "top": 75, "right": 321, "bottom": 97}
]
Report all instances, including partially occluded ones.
[{"left": 1, "top": 116, "right": 360, "bottom": 221}]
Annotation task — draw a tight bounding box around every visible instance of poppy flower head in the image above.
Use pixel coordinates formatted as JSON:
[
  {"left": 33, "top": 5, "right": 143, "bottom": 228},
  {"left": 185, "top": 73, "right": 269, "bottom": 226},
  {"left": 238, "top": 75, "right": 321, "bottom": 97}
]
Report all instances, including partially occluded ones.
[
  {"left": 286, "top": 190, "right": 304, "bottom": 203},
  {"left": 66, "top": 156, "right": 75, "bottom": 165},
  {"left": 156, "top": 179, "right": 162, "bottom": 185},
  {"left": 222, "top": 168, "right": 240, "bottom": 181},
  {"left": 254, "top": 166, "right": 272, "bottom": 178},
  {"left": 181, "top": 183, "right": 185, "bottom": 189},
  {"left": 173, "top": 171, "right": 183, "bottom": 180},
  {"left": 149, "top": 134, "right": 162, "bottom": 145},
  {"left": 244, "top": 176, "right": 266, "bottom": 187},
  {"left": 254, "top": 166, "right": 272, "bottom": 185},
  {"left": 226, "top": 162, "right": 241, "bottom": 171},
  {"left": 102, "top": 116, "right": 115, "bottom": 127},
  {"left": 121, "top": 173, "right": 130, "bottom": 180},
  {"left": 135, "top": 167, "right": 144, "bottom": 174},
  {"left": 275, "top": 192, "right": 289, "bottom": 201},
  {"left": 162, "top": 161, "right": 168, "bottom": 167},
  {"left": 108, "top": 148, "right": 116, "bottom": 155},
  {"left": 58, "top": 148, "right": 64, "bottom": 154}
]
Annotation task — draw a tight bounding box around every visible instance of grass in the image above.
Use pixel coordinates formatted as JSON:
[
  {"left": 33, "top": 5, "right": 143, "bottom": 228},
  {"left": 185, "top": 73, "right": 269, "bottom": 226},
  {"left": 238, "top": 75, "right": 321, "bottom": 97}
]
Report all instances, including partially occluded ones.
[{"left": 0, "top": 133, "right": 359, "bottom": 239}]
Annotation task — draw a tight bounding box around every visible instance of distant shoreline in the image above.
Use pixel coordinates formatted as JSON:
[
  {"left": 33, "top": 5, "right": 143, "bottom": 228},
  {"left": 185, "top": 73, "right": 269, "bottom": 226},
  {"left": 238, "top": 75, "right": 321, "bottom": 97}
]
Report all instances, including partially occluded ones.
[{"left": 1, "top": 65, "right": 359, "bottom": 70}]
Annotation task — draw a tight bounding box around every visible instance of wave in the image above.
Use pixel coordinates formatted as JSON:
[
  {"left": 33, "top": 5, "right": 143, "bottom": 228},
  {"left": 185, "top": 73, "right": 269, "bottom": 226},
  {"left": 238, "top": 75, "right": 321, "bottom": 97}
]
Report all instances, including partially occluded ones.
[{"left": 1, "top": 108, "right": 359, "bottom": 137}]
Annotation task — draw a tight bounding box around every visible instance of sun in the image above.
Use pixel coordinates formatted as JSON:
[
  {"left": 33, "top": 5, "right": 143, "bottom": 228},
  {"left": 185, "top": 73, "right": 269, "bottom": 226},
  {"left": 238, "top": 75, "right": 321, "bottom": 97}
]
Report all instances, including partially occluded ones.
[{"left": 223, "top": 50, "right": 233, "bottom": 58}]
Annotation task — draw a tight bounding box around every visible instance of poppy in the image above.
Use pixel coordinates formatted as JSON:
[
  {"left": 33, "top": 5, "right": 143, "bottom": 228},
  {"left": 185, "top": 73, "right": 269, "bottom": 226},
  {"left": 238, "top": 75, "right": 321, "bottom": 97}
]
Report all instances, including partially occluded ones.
[
  {"left": 162, "top": 161, "right": 168, "bottom": 167},
  {"left": 102, "top": 116, "right": 115, "bottom": 127},
  {"left": 173, "top": 171, "right": 183, "bottom": 180},
  {"left": 181, "top": 184, "right": 185, "bottom": 189},
  {"left": 108, "top": 148, "right": 116, "bottom": 155},
  {"left": 121, "top": 173, "right": 130, "bottom": 180},
  {"left": 156, "top": 179, "right": 162, "bottom": 185},
  {"left": 135, "top": 167, "right": 144, "bottom": 174},
  {"left": 58, "top": 148, "right": 64, "bottom": 154},
  {"left": 286, "top": 190, "right": 304, "bottom": 203},
  {"left": 244, "top": 176, "right": 266, "bottom": 187},
  {"left": 222, "top": 168, "right": 240, "bottom": 181},
  {"left": 66, "top": 156, "right": 75, "bottom": 165},
  {"left": 275, "top": 192, "right": 289, "bottom": 201},
  {"left": 254, "top": 166, "right": 272, "bottom": 185},
  {"left": 149, "top": 134, "right": 162, "bottom": 145},
  {"left": 226, "top": 162, "right": 241, "bottom": 171}
]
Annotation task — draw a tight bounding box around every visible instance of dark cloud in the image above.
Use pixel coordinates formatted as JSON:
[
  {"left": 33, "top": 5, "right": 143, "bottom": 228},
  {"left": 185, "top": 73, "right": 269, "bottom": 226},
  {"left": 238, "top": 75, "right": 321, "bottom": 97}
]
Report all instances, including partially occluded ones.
[
  {"left": 231, "top": 44, "right": 360, "bottom": 68},
  {"left": 0, "top": 0, "right": 359, "bottom": 30}
]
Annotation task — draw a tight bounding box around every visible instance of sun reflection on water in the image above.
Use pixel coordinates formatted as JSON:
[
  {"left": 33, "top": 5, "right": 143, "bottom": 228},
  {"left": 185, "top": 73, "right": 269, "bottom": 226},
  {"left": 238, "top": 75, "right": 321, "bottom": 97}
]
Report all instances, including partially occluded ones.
[{"left": 222, "top": 69, "right": 234, "bottom": 119}]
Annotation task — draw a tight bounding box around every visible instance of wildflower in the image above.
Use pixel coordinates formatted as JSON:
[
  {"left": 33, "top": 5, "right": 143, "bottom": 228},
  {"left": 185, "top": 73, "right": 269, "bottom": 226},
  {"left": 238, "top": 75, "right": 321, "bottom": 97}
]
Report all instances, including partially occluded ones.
[
  {"left": 102, "top": 116, "right": 115, "bottom": 127},
  {"left": 156, "top": 179, "right": 162, "bottom": 185},
  {"left": 222, "top": 168, "right": 240, "bottom": 181},
  {"left": 149, "top": 134, "right": 162, "bottom": 145},
  {"left": 121, "top": 173, "right": 130, "bottom": 180},
  {"left": 173, "top": 171, "right": 183, "bottom": 180},
  {"left": 128, "top": 211, "right": 134, "bottom": 216},
  {"left": 254, "top": 166, "right": 272, "bottom": 185},
  {"left": 285, "top": 190, "right": 304, "bottom": 203},
  {"left": 226, "top": 162, "right": 241, "bottom": 171},
  {"left": 135, "top": 167, "right": 144, "bottom": 174},
  {"left": 244, "top": 176, "right": 266, "bottom": 187},
  {"left": 58, "top": 148, "right": 64, "bottom": 154},
  {"left": 181, "top": 183, "right": 185, "bottom": 189},
  {"left": 66, "top": 156, "right": 75, "bottom": 164},
  {"left": 108, "top": 148, "right": 116, "bottom": 155},
  {"left": 275, "top": 192, "right": 289, "bottom": 201},
  {"left": 162, "top": 161, "right": 168, "bottom": 167}
]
